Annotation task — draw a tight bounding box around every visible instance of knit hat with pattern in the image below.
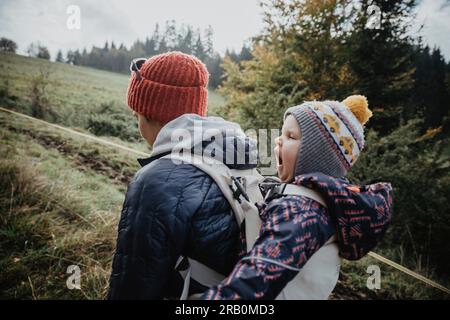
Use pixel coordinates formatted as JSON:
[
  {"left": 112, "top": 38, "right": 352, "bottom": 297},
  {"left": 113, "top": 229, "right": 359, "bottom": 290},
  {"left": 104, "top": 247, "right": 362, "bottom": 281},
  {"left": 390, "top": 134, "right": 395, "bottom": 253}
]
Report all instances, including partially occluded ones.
[{"left": 284, "top": 95, "right": 373, "bottom": 178}]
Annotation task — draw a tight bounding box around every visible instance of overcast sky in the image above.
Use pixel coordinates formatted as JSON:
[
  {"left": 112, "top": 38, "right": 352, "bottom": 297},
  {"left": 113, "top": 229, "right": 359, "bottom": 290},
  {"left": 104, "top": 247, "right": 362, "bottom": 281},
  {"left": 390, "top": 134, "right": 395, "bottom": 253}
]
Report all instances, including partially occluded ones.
[{"left": 0, "top": 0, "right": 449, "bottom": 60}]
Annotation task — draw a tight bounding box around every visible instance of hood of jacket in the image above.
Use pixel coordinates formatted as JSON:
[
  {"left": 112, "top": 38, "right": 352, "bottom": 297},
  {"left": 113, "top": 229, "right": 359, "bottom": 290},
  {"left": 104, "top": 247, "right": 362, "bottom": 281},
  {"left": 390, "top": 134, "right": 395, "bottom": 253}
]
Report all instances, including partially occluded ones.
[
  {"left": 295, "top": 172, "right": 394, "bottom": 260},
  {"left": 139, "top": 113, "right": 258, "bottom": 170}
]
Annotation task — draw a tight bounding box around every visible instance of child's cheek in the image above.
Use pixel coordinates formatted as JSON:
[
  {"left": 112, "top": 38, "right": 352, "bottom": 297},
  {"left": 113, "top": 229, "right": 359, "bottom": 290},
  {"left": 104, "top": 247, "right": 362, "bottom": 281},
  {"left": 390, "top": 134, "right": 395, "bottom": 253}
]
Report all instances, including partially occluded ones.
[{"left": 288, "top": 141, "right": 300, "bottom": 170}]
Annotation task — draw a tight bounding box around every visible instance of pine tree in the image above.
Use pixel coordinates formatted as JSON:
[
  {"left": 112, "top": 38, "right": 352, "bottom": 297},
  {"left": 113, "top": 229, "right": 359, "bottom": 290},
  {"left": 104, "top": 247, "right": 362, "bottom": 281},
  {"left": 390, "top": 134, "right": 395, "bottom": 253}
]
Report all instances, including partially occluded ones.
[
  {"left": 193, "top": 34, "right": 206, "bottom": 61},
  {"left": 144, "top": 37, "right": 156, "bottom": 56},
  {"left": 164, "top": 20, "right": 177, "bottom": 50},
  {"left": 66, "top": 50, "right": 75, "bottom": 64},
  {"left": 178, "top": 26, "right": 193, "bottom": 54},
  {"left": 53, "top": 21, "right": 224, "bottom": 83},
  {"left": 37, "top": 45, "right": 50, "bottom": 60},
  {"left": 239, "top": 45, "right": 252, "bottom": 61},
  {"left": 204, "top": 25, "right": 214, "bottom": 57},
  {"left": 347, "top": 0, "right": 417, "bottom": 133},
  {"left": 158, "top": 37, "right": 168, "bottom": 53},
  {"left": 412, "top": 47, "right": 450, "bottom": 128},
  {"left": 73, "top": 49, "right": 81, "bottom": 65},
  {"left": 56, "top": 50, "right": 64, "bottom": 62}
]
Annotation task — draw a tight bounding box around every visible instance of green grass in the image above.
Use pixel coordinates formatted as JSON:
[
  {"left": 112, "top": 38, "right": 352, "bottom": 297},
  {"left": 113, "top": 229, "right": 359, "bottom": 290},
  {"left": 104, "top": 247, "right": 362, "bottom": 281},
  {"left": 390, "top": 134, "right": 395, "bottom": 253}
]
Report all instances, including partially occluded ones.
[
  {"left": 0, "top": 112, "right": 142, "bottom": 189},
  {"left": 0, "top": 118, "right": 126, "bottom": 299},
  {"left": 0, "top": 53, "right": 128, "bottom": 127},
  {"left": 0, "top": 52, "right": 226, "bottom": 133},
  {"left": 333, "top": 257, "right": 449, "bottom": 300}
]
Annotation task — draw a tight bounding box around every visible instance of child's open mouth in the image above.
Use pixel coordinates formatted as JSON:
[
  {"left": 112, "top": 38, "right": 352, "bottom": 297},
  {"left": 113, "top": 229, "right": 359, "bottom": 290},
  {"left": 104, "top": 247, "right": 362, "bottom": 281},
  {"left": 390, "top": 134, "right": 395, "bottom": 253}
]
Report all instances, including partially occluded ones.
[{"left": 277, "top": 151, "right": 283, "bottom": 168}]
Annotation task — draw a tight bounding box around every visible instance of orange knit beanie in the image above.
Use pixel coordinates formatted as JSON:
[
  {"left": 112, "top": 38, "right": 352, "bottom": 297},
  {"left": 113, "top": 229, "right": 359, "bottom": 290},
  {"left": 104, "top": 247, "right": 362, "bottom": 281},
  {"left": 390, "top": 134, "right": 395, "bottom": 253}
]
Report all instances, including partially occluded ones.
[{"left": 127, "top": 51, "right": 209, "bottom": 124}]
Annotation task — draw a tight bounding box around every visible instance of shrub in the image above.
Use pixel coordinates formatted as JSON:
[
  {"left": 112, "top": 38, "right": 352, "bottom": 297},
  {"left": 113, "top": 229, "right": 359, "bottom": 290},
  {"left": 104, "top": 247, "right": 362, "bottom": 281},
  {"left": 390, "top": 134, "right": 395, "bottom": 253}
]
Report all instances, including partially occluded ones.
[{"left": 348, "top": 118, "right": 450, "bottom": 277}]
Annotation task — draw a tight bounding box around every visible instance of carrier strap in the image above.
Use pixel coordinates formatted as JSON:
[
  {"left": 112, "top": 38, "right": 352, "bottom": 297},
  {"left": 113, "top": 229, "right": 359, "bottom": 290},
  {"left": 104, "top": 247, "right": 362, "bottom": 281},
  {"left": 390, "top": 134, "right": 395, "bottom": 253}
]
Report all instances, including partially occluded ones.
[{"left": 281, "top": 184, "right": 328, "bottom": 208}]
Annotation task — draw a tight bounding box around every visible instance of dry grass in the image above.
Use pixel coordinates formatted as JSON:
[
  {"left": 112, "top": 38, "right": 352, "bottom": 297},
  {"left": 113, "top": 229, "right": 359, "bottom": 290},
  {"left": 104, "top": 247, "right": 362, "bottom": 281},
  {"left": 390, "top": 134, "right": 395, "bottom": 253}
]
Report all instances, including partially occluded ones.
[{"left": 0, "top": 117, "right": 125, "bottom": 299}]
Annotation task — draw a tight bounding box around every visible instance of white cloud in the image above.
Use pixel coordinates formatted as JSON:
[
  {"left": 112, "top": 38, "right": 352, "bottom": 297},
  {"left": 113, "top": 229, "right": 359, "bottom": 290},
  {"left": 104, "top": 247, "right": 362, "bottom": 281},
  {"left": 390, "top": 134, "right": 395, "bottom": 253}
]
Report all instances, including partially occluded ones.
[
  {"left": 415, "top": 0, "right": 450, "bottom": 59},
  {"left": 0, "top": 0, "right": 264, "bottom": 57},
  {"left": 0, "top": 0, "right": 448, "bottom": 60}
]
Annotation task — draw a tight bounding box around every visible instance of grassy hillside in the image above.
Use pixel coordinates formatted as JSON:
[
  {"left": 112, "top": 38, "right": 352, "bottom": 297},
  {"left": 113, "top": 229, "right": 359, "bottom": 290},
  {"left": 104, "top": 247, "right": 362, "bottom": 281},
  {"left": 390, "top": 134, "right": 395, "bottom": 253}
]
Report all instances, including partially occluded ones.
[
  {"left": 0, "top": 53, "right": 448, "bottom": 299},
  {"left": 0, "top": 52, "right": 225, "bottom": 138},
  {"left": 0, "top": 111, "right": 133, "bottom": 299}
]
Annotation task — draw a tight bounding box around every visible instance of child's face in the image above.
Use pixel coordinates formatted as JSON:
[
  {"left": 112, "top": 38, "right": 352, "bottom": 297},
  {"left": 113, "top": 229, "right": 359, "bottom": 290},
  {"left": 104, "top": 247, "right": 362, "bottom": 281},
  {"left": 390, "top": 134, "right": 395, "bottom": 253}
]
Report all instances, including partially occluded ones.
[{"left": 274, "top": 115, "right": 301, "bottom": 182}]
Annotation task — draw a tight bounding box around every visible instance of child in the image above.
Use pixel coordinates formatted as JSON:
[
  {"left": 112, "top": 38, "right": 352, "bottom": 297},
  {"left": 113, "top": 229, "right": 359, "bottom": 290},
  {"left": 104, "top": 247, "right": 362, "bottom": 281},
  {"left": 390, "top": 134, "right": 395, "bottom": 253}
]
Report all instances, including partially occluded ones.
[{"left": 202, "top": 95, "right": 394, "bottom": 300}]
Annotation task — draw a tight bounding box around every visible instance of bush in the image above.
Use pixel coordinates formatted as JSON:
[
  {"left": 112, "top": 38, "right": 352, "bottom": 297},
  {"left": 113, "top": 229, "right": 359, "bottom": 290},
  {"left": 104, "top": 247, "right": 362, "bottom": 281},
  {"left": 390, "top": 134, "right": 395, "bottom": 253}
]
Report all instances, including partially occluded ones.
[
  {"left": 348, "top": 118, "right": 450, "bottom": 277},
  {"left": 0, "top": 37, "right": 17, "bottom": 53},
  {"left": 217, "top": 48, "right": 309, "bottom": 131},
  {"left": 87, "top": 107, "right": 140, "bottom": 142},
  {"left": 29, "top": 70, "right": 58, "bottom": 121},
  {"left": 0, "top": 80, "right": 18, "bottom": 107}
]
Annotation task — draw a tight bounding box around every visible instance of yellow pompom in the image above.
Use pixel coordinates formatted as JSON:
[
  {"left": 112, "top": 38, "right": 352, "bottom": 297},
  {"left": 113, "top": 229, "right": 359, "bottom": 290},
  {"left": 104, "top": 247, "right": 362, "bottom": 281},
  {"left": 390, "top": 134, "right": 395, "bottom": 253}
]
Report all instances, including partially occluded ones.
[{"left": 342, "top": 95, "right": 372, "bottom": 125}]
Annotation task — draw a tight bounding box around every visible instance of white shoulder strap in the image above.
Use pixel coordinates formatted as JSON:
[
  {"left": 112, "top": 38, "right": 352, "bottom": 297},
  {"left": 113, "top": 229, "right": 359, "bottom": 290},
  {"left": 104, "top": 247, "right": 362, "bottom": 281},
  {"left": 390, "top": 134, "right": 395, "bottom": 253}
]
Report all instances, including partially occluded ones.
[
  {"left": 161, "top": 153, "right": 247, "bottom": 224},
  {"left": 162, "top": 153, "right": 264, "bottom": 299},
  {"left": 276, "top": 235, "right": 341, "bottom": 300},
  {"left": 282, "top": 184, "right": 327, "bottom": 208}
]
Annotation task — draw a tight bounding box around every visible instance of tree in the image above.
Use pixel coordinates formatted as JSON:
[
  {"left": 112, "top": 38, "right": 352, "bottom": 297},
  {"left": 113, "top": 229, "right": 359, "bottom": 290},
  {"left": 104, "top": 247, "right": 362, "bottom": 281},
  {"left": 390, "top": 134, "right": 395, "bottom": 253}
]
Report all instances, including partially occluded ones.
[
  {"left": 219, "top": 44, "right": 302, "bottom": 130},
  {"left": 55, "top": 21, "right": 226, "bottom": 87},
  {"left": 177, "top": 26, "right": 194, "bottom": 54},
  {"left": 72, "top": 49, "right": 81, "bottom": 65},
  {"left": 0, "top": 37, "right": 17, "bottom": 53},
  {"left": 239, "top": 45, "right": 252, "bottom": 61},
  {"left": 27, "top": 42, "right": 50, "bottom": 60},
  {"left": 205, "top": 53, "right": 224, "bottom": 89},
  {"left": 164, "top": 20, "right": 178, "bottom": 50},
  {"left": 217, "top": 0, "right": 357, "bottom": 130},
  {"left": 152, "top": 23, "right": 161, "bottom": 52},
  {"left": 56, "top": 50, "right": 64, "bottom": 62},
  {"left": 37, "top": 47, "right": 50, "bottom": 60},
  {"left": 348, "top": 118, "right": 450, "bottom": 276},
  {"left": 193, "top": 34, "right": 206, "bottom": 61},
  {"left": 26, "top": 42, "right": 38, "bottom": 57},
  {"left": 158, "top": 37, "right": 168, "bottom": 53},
  {"left": 144, "top": 36, "right": 157, "bottom": 56},
  {"left": 218, "top": 0, "right": 420, "bottom": 133},
  {"left": 66, "top": 50, "right": 75, "bottom": 64},
  {"left": 347, "top": 0, "right": 417, "bottom": 134},
  {"left": 411, "top": 46, "right": 450, "bottom": 129},
  {"left": 204, "top": 25, "right": 214, "bottom": 57}
]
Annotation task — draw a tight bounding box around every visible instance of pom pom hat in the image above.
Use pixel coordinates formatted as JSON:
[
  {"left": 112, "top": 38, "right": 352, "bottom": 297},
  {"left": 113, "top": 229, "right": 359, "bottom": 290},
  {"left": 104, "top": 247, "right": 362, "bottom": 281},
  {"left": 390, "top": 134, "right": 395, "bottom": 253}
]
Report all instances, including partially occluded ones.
[{"left": 284, "top": 95, "right": 372, "bottom": 178}]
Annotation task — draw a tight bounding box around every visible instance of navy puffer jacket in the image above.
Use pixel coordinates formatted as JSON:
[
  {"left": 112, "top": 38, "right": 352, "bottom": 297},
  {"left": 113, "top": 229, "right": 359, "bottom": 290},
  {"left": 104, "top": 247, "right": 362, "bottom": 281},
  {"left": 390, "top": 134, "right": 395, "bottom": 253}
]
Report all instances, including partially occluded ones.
[{"left": 108, "top": 114, "right": 258, "bottom": 299}]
